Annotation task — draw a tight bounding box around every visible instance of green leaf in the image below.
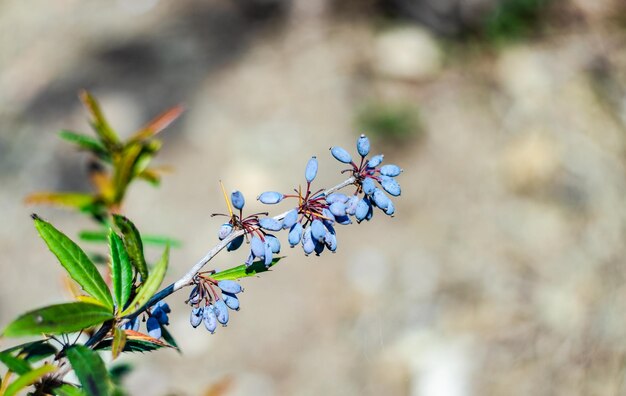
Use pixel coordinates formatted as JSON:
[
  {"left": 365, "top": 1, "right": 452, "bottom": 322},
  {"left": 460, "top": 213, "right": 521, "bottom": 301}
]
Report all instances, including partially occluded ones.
[
  {"left": 213, "top": 257, "right": 283, "bottom": 281},
  {"left": 25, "top": 193, "right": 95, "bottom": 211},
  {"left": 121, "top": 245, "right": 169, "bottom": 316},
  {"left": 33, "top": 216, "right": 113, "bottom": 309},
  {"left": 0, "top": 352, "right": 31, "bottom": 375},
  {"left": 160, "top": 325, "right": 180, "bottom": 353},
  {"left": 112, "top": 215, "right": 148, "bottom": 282},
  {"left": 112, "top": 144, "right": 143, "bottom": 204},
  {"left": 109, "top": 362, "right": 132, "bottom": 386},
  {"left": 4, "top": 364, "right": 56, "bottom": 396},
  {"left": 66, "top": 345, "right": 113, "bottom": 396},
  {"left": 110, "top": 327, "right": 127, "bottom": 360},
  {"left": 20, "top": 341, "right": 58, "bottom": 363},
  {"left": 109, "top": 231, "right": 133, "bottom": 310},
  {"left": 80, "top": 229, "right": 181, "bottom": 249},
  {"left": 58, "top": 130, "right": 109, "bottom": 159},
  {"left": 53, "top": 384, "right": 87, "bottom": 396},
  {"left": 94, "top": 332, "right": 171, "bottom": 353},
  {"left": 128, "top": 105, "right": 184, "bottom": 143},
  {"left": 2, "top": 302, "right": 114, "bottom": 337},
  {"left": 79, "top": 90, "right": 120, "bottom": 150}
]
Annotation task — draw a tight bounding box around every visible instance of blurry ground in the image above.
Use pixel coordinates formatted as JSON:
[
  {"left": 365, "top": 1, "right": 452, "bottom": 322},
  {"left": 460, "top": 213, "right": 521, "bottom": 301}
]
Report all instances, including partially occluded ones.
[{"left": 2, "top": 0, "right": 626, "bottom": 395}]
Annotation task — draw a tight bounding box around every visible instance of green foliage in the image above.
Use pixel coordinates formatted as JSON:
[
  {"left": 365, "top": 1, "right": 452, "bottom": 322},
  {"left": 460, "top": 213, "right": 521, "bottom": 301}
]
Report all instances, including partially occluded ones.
[
  {"left": 95, "top": 331, "right": 172, "bottom": 353},
  {"left": 109, "top": 231, "right": 133, "bottom": 311},
  {"left": 3, "top": 364, "right": 57, "bottom": 396},
  {"left": 484, "top": 0, "right": 551, "bottom": 43},
  {"left": 356, "top": 101, "right": 422, "bottom": 143},
  {"left": 121, "top": 245, "right": 169, "bottom": 316},
  {"left": 112, "top": 215, "right": 149, "bottom": 281},
  {"left": 2, "top": 302, "right": 114, "bottom": 337},
  {"left": 33, "top": 216, "right": 113, "bottom": 309},
  {"left": 66, "top": 345, "right": 114, "bottom": 396},
  {"left": 53, "top": 384, "right": 87, "bottom": 396},
  {"left": 213, "top": 257, "right": 283, "bottom": 281}
]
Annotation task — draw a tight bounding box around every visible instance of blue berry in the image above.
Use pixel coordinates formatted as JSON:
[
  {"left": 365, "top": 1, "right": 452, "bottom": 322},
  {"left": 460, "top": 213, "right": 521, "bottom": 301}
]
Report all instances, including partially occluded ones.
[
  {"left": 330, "top": 146, "right": 353, "bottom": 164},
  {"left": 282, "top": 209, "right": 299, "bottom": 229},
  {"left": 157, "top": 301, "right": 171, "bottom": 314},
  {"left": 188, "top": 285, "right": 202, "bottom": 305},
  {"left": 335, "top": 215, "right": 352, "bottom": 225},
  {"left": 367, "top": 154, "right": 384, "bottom": 168},
  {"left": 329, "top": 202, "right": 347, "bottom": 217},
  {"left": 314, "top": 240, "right": 325, "bottom": 256},
  {"left": 259, "top": 217, "right": 283, "bottom": 231},
  {"left": 227, "top": 235, "right": 244, "bottom": 251},
  {"left": 265, "top": 234, "right": 281, "bottom": 253},
  {"left": 380, "top": 176, "right": 401, "bottom": 196},
  {"left": 311, "top": 219, "right": 326, "bottom": 242},
  {"left": 385, "top": 200, "right": 395, "bottom": 216},
  {"left": 372, "top": 188, "right": 390, "bottom": 210},
  {"left": 380, "top": 164, "right": 402, "bottom": 177},
  {"left": 257, "top": 191, "right": 284, "bottom": 204},
  {"left": 357, "top": 134, "right": 370, "bottom": 157},
  {"left": 190, "top": 307, "right": 203, "bottom": 328},
  {"left": 264, "top": 239, "right": 273, "bottom": 267},
  {"left": 203, "top": 306, "right": 217, "bottom": 333},
  {"left": 214, "top": 300, "right": 229, "bottom": 325},
  {"left": 250, "top": 236, "right": 265, "bottom": 257},
  {"left": 302, "top": 226, "right": 315, "bottom": 255},
  {"left": 146, "top": 317, "right": 161, "bottom": 339},
  {"left": 218, "top": 280, "right": 243, "bottom": 294},
  {"left": 288, "top": 222, "right": 303, "bottom": 246},
  {"left": 326, "top": 193, "right": 349, "bottom": 204},
  {"left": 322, "top": 208, "right": 336, "bottom": 225},
  {"left": 218, "top": 223, "right": 233, "bottom": 240},
  {"left": 222, "top": 292, "right": 240, "bottom": 311},
  {"left": 231, "top": 191, "right": 245, "bottom": 210},
  {"left": 355, "top": 198, "right": 370, "bottom": 222},
  {"left": 305, "top": 156, "right": 318, "bottom": 182},
  {"left": 152, "top": 307, "right": 169, "bottom": 325},
  {"left": 345, "top": 195, "right": 359, "bottom": 215},
  {"left": 324, "top": 231, "right": 337, "bottom": 252},
  {"left": 362, "top": 177, "right": 376, "bottom": 195}
]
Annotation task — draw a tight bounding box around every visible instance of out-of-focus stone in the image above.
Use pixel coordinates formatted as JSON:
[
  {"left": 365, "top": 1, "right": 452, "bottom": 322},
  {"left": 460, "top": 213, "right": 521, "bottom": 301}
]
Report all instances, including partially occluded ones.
[{"left": 373, "top": 26, "right": 443, "bottom": 81}]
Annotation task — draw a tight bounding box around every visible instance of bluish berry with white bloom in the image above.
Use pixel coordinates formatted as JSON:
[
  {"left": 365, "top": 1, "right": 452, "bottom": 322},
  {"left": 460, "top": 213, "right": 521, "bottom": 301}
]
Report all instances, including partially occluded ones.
[
  {"left": 345, "top": 195, "right": 359, "bottom": 215},
  {"left": 190, "top": 307, "right": 203, "bottom": 328},
  {"left": 380, "top": 175, "right": 401, "bottom": 196},
  {"left": 302, "top": 226, "right": 315, "bottom": 255},
  {"left": 311, "top": 219, "right": 326, "bottom": 242},
  {"left": 218, "top": 280, "right": 243, "bottom": 294},
  {"left": 250, "top": 236, "right": 265, "bottom": 257},
  {"left": 203, "top": 306, "right": 217, "bottom": 333},
  {"left": 330, "top": 146, "right": 353, "bottom": 164},
  {"left": 282, "top": 209, "right": 299, "bottom": 229},
  {"left": 372, "top": 189, "right": 391, "bottom": 210},
  {"left": 222, "top": 293, "right": 240, "bottom": 311},
  {"left": 231, "top": 191, "right": 245, "bottom": 210},
  {"left": 355, "top": 198, "right": 370, "bottom": 222},
  {"left": 380, "top": 164, "right": 402, "bottom": 177},
  {"left": 227, "top": 235, "right": 244, "bottom": 251},
  {"left": 265, "top": 234, "right": 281, "bottom": 253},
  {"left": 122, "top": 316, "right": 140, "bottom": 331},
  {"left": 367, "top": 154, "right": 384, "bottom": 168},
  {"left": 288, "top": 223, "right": 303, "bottom": 246},
  {"left": 362, "top": 177, "right": 376, "bottom": 195},
  {"left": 218, "top": 223, "right": 233, "bottom": 240},
  {"left": 259, "top": 217, "right": 283, "bottom": 231},
  {"left": 214, "top": 300, "right": 229, "bottom": 325},
  {"left": 329, "top": 201, "right": 346, "bottom": 217},
  {"left": 258, "top": 191, "right": 284, "bottom": 204},
  {"left": 326, "top": 193, "right": 349, "bottom": 204},
  {"left": 146, "top": 316, "right": 162, "bottom": 339},
  {"left": 305, "top": 156, "right": 318, "bottom": 182},
  {"left": 357, "top": 134, "right": 370, "bottom": 157}
]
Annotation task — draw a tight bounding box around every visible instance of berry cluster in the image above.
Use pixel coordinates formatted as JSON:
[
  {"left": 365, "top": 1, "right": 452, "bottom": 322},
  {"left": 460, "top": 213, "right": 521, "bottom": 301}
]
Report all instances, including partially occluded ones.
[
  {"left": 187, "top": 277, "right": 243, "bottom": 333},
  {"left": 121, "top": 301, "right": 171, "bottom": 340}
]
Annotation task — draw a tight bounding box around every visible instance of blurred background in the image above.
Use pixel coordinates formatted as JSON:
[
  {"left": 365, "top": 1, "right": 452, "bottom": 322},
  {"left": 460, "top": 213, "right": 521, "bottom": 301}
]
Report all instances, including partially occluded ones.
[{"left": 2, "top": 0, "right": 626, "bottom": 394}]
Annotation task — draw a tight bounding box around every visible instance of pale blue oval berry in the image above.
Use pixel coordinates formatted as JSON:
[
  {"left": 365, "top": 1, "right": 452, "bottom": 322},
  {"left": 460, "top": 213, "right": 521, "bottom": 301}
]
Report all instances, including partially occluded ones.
[
  {"left": 380, "top": 176, "right": 401, "bottom": 196},
  {"left": 357, "top": 134, "right": 370, "bottom": 157},
  {"left": 345, "top": 195, "right": 359, "bottom": 215},
  {"left": 324, "top": 231, "right": 337, "bottom": 252},
  {"left": 227, "top": 235, "right": 244, "bottom": 251},
  {"left": 258, "top": 191, "right": 284, "bottom": 204},
  {"left": 218, "top": 280, "right": 243, "bottom": 294},
  {"left": 250, "top": 236, "right": 265, "bottom": 257},
  {"left": 214, "top": 300, "right": 229, "bottom": 325},
  {"left": 288, "top": 222, "right": 303, "bottom": 246},
  {"left": 330, "top": 146, "right": 352, "bottom": 164},
  {"left": 153, "top": 308, "right": 169, "bottom": 325},
  {"left": 311, "top": 219, "right": 326, "bottom": 242},
  {"left": 305, "top": 156, "right": 318, "bottom": 182},
  {"left": 380, "top": 164, "right": 402, "bottom": 177},
  {"left": 302, "top": 226, "right": 315, "bottom": 255},
  {"left": 362, "top": 177, "right": 376, "bottom": 195},
  {"left": 372, "top": 188, "right": 390, "bottom": 210},
  {"left": 367, "top": 154, "right": 384, "bottom": 168},
  {"left": 322, "top": 208, "right": 335, "bottom": 224},
  {"left": 265, "top": 234, "right": 281, "bottom": 253},
  {"left": 157, "top": 301, "right": 171, "bottom": 314},
  {"left": 188, "top": 285, "right": 202, "bottom": 305},
  {"left": 218, "top": 223, "right": 233, "bottom": 240},
  {"left": 222, "top": 292, "right": 240, "bottom": 311},
  {"left": 259, "top": 217, "right": 283, "bottom": 231},
  {"left": 329, "top": 202, "right": 347, "bottom": 217},
  {"left": 264, "top": 240, "right": 273, "bottom": 267},
  {"left": 355, "top": 198, "right": 370, "bottom": 222},
  {"left": 146, "top": 317, "right": 161, "bottom": 339},
  {"left": 282, "top": 209, "right": 299, "bottom": 229},
  {"left": 231, "top": 191, "right": 245, "bottom": 210},
  {"left": 190, "top": 307, "right": 203, "bottom": 328},
  {"left": 385, "top": 200, "right": 395, "bottom": 216},
  {"left": 326, "top": 193, "right": 349, "bottom": 204},
  {"left": 203, "top": 306, "right": 217, "bottom": 333}
]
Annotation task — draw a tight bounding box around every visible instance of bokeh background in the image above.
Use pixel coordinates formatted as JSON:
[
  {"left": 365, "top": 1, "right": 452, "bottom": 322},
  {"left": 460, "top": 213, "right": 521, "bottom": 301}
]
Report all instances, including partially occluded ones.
[{"left": 2, "top": 0, "right": 626, "bottom": 394}]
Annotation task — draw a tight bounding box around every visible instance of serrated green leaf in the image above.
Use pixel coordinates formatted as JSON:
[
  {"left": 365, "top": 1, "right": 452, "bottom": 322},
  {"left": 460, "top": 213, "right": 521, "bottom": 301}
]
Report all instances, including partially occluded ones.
[
  {"left": 160, "top": 325, "right": 180, "bottom": 353},
  {"left": 4, "top": 364, "right": 56, "bottom": 396},
  {"left": 33, "top": 216, "right": 113, "bottom": 309},
  {"left": 112, "top": 216, "right": 148, "bottom": 282},
  {"left": 79, "top": 90, "right": 120, "bottom": 150},
  {"left": 58, "top": 130, "right": 109, "bottom": 160},
  {"left": 25, "top": 193, "right": 95, "bottom": 211},
  {"left": 0, "top": 352, "right": 31, "bottom": 375},
  {"left": 213, "top": 257, "right": 283, "bottom": 281},
  {"left": 2, "top": 302, "right": 114, "bottom": 337},
  {"left": 110, "top": 327, "right": 127, "bottom": 360},
  {"left": 66, "top": 345, "right": 113, "bottom": 396},
  {"left": 121, "top": 245, "right": 169, "bottom": 316},
  {"left": 53, "top": 384, "right": 87, "bottom": 396},
  {"left": 94, "top": 332, "right": 171, "bottom": 353},
  {"left": 109, "top": 231, "right": 133, "bottom": 310}
]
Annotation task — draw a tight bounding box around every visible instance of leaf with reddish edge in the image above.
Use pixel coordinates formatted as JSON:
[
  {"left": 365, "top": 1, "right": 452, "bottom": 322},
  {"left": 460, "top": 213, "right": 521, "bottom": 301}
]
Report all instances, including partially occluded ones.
[{"left": 128, "top": 105, "right": 184, "bottom": 143}]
